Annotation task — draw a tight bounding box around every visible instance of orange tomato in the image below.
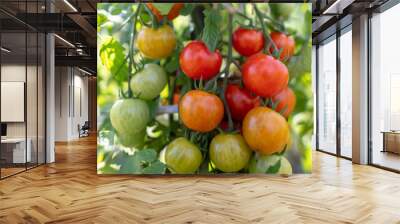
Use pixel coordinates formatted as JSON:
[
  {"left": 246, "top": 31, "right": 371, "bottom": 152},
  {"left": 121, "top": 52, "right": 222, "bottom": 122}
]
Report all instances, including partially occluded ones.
[
  {"left": 242, "top": 107, "right": 289, "bottom": 155},
  {"left": 179, "top": 90, "right": 224, "bottom": 132},
  {"left": 272, "top": 87, "right": 296, "bottom": 118},
  {"left": 146, "top": 3, "right": 184, "bottom": 22}
]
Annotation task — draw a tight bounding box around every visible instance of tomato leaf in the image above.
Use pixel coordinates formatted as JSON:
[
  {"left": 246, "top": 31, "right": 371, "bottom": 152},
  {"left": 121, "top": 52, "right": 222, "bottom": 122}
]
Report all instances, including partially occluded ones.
[
  {"left": 180, "top": 4, "right": 194, "bottom": 16},
  {"left": 165, "top": 52, "right": 180, "bottom": 73},
  {"left": 201, "top": 8, "right": 222, "bottom": 52},
  {"left": 99, "top": 37, "right": 128, "bottom": 83},
  {"left": 152, "top": 3, "right": 174, "bottom": 15},
  {"left": 97, "top": 10, "right": 108, "bottom": 28},
  {"left": 136, "top": 148, "right": 158, "bottom": 163},
  {"left": 112, "top": 149, "right": 166, "bottom": 174},
  {"left": 266, "top": 159, "right": 281, "bottom": 174},
  {"left": 142, "top": 160, "right": 166, "bottom": 174}
]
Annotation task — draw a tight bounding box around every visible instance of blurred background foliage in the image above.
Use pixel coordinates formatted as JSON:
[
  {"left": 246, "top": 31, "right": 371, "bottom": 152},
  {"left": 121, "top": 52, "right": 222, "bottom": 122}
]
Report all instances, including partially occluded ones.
[{"left": 97, "top": 3, "right": 312, "bottom": 174}]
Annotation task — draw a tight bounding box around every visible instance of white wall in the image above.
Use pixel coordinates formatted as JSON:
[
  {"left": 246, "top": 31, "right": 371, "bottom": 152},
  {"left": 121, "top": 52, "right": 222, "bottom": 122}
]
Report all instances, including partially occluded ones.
[
  {"left": 54, "top": 67, "right": 89, "bottom": 141},
  {"left": 1, "top": 63, "right": 46, "bottom": 164}
]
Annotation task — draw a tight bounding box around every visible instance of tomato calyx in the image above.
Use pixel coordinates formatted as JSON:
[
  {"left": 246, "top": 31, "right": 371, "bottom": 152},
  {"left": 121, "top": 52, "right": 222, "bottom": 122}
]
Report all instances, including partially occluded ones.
[{"left": 259, "top": 98, "right": 289, "bottom": 119}]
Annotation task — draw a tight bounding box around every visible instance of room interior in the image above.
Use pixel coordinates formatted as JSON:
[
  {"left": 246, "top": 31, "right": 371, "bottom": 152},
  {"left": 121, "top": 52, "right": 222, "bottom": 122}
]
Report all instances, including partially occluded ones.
[{"left": 0, "top": 0, "right": 399, "bottom": 222}]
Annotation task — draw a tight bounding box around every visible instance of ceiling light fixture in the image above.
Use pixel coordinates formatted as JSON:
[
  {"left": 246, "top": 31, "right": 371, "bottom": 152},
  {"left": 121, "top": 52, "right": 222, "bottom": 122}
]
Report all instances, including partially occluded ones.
[
  {"left": 78, "top": 67, "right": 92, "bottom": 76},
  {"left": 1, "top": 47, "right": 11, "bottom": 53},
  {"left": 63, "top": 0, "right": 78, "bottom": 12},
  {"left": 322, "top": 0, "right": 354, "bottom": 15},
  {"left": 54, "top": 34, "right": 75, "bottom": 48}
]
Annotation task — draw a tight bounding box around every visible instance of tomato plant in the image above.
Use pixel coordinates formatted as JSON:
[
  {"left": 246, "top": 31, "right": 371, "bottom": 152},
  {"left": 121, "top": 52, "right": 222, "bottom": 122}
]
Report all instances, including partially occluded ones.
[
  {"left": 137, "top": 25, "right": 176, "bottom": 59},
  {"left": 272, "top": 87, "right": 296, "bottom": 118},
  {"left": 209, "top": 134, "right": 252, "bottom": 172},
  {"left": 232, "top": 28, "right": 265, "bottom": 57},
  {"left": 130, "top": 64, "right": 167, "bottom": 100},
  {"left": 179, "top": 41, "right": 222, "bottom": 80},
  {"left": 242, "top": 107, "right": 289, "bottom": 155},
  {"left": 98, "top": 3, "right": 312, "bottom": 175},
  {"left": 225, "top": 84, "right": 260, "bottom": 121},
  {"left": 179, "top": 90, "right": 224, "bottom": 132},
  {"left": 242, "top": 53, "right": 289, "bottom": 98},
  {"left": 165, "top": 137, "right": 203, "bottom": 174}
]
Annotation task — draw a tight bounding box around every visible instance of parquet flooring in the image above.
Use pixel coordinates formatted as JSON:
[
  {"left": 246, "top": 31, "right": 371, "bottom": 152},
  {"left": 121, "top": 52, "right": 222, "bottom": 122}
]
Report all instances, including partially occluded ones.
[{"left": 1, "top": 135, "right": 400, "bottom": 223}]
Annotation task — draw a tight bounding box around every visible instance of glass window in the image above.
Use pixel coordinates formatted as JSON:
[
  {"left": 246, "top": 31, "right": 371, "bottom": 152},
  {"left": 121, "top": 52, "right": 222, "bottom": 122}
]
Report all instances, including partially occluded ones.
[
  {"left": 339, "top": 28, "right": 352, "bottom": 158},
  {"left": 371, "top": 3, "right": 400, "bottom": 171},
  {"left": 0, "top": 0, "right": 46, "bottom": 179},
  {"left": 317, "top": 36, "right": 337, "bottom": 154},
  {"left": 1, "top": 31, "right": 28, "bottom": 177}
]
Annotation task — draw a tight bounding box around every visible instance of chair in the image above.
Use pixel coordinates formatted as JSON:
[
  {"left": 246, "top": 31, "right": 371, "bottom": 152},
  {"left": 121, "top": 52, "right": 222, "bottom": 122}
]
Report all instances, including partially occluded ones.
[{"left": 78, "top": 121, "right": 90, "bottom": 138}]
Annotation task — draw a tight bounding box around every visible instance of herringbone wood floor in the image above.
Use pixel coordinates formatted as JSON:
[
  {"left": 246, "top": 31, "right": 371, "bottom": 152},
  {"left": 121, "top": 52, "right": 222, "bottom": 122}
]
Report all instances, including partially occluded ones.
[{"left": 1, "top": 136, "right": 400, "bottom": 224}]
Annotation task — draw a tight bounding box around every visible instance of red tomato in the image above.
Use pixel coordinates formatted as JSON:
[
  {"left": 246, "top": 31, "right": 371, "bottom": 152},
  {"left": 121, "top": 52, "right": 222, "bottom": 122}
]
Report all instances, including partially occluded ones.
[
  {"left": 179, "top": 90, "right": 224, "bottom": 132},
  {"left": 270, "top": 32, "right": 295, "bottom": 61},
  {"left": 225, "top": 84, "right": 260, "bottom": 121},
  {"left": 232, "top": 28, "right": 265, "bottom": 57},
  {"left": 272, "top": 87, "right": 296, "bottom": 118},
  {"left": 179, "top": 41, "right": 222, "bottom": 80},
  {"left": 242, "top": 53, "right": 289, "bottom": 98}
]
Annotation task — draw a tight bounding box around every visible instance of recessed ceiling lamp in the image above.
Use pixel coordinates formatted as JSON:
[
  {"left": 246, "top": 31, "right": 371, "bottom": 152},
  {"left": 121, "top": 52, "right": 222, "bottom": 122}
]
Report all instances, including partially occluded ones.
[
  {"left": 54, "top": 34, "right": 75, "bottom": 48},
  {"left": 1, "top": 47, "right": 11, "bottom": 53}
]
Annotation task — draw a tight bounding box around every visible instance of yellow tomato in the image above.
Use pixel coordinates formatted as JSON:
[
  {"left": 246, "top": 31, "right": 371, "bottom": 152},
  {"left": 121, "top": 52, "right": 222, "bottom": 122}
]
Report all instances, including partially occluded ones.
[{"left": 136, "top": 25, "right": 176, "bottom": 59}]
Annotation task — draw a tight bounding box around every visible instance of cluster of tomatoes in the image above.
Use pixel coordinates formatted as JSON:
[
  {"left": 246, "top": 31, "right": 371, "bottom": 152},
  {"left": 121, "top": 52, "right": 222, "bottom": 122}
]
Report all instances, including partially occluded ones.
[{"left": 110, "top": 4, "right": 297, "bottom": 174}]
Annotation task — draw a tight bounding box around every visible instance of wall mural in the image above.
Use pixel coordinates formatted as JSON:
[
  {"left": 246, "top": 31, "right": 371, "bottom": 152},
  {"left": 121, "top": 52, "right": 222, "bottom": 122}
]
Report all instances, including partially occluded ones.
[{"left": 97, "top": 3, "right": 312, "bottom": 175}]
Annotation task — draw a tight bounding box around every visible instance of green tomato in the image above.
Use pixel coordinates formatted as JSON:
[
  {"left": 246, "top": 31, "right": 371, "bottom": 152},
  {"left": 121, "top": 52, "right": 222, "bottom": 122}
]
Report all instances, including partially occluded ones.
[
  {"left": 130, "top": 64, "right": 167, "bottom": 100},
  {"left": 165, "top": 137, "right": 202, "bottom": 174},
  {"left": 209, "top": 134, "right": 252, "bottom": 172},
  {"left": 116, "top": 130, "right": 145, "bottom": 148},
  {"left": 249, "top": 154, "right": 293, "bottom": 175},
  {"left": 110, "top": 99, "right": 150, "bottom": 136}
]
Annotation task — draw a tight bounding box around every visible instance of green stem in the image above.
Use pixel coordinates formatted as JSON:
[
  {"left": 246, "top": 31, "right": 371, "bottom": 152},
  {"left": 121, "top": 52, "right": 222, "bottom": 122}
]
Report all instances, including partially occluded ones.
[
  {"left": 127, "top": 3, "right": 142, "bottom": 98},
  {"left": 253, "top": 3, "right": 278, "bottom": 54},
  {"left": 167, "top": 71, "right": 177, "bottom": 138},
  {"left": 235, "top": 11, "right": 252, "bottom": 22},
  {"left": 220, "top": 13, "right": 234, "bottom": 131}
]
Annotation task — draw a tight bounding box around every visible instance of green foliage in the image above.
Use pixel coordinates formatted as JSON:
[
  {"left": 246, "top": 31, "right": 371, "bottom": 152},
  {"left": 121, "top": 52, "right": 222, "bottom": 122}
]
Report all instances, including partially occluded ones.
[
  {"left": 99, "top": 148, "right": 166, "bottom": 174},
  {"left": 266, "top": 159, "right": 281, "bottom": 173},
  {"left": 201, "top": 8, "right": 222, "bottom": 52},
  {"left": 180, "top": 4, "right": 194, "bottom": 16},
  {"left": 99, "top": 37, "right": 128, "bottom": 84}
]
